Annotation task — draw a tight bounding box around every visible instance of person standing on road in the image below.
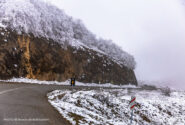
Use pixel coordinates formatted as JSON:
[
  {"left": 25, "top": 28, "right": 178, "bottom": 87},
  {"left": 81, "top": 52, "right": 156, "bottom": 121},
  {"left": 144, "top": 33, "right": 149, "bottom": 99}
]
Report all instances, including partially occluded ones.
[{"left": 70, "top": 77, "right": 75, "bottom": 86}]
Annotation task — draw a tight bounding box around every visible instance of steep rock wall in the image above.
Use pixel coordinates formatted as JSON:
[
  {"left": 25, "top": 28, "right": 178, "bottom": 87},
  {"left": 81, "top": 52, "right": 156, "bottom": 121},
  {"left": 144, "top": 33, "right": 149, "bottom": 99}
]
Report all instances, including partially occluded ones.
[{"left": 0, "top": 28, "right": 137, "bottom": 85}]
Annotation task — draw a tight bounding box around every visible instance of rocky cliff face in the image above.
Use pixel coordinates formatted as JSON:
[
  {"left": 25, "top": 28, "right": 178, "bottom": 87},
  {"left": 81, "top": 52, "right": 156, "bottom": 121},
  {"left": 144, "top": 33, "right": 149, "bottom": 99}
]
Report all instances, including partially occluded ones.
[
  {"left": 0, "top": 0, "right": 138, "bottom": 85},
  {"left": 0, "top": 28, "right": 137, "bottom": 85}
]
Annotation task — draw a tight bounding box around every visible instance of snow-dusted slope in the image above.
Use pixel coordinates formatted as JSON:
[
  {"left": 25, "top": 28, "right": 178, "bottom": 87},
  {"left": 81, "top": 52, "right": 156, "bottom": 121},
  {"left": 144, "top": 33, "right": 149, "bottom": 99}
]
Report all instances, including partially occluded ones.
[
  {"left": 48, "top": 89, "right": 185, "bottom": 125},
  {"left": 0, "top": 0, "right": 136, "bottom": 69}
]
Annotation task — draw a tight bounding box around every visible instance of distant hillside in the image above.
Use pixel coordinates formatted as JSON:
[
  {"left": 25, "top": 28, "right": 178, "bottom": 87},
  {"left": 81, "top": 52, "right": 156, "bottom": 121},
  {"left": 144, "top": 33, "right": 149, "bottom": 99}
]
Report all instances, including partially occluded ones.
[{"left": 0, "top": 0, "right": 137, "bottom": 85}]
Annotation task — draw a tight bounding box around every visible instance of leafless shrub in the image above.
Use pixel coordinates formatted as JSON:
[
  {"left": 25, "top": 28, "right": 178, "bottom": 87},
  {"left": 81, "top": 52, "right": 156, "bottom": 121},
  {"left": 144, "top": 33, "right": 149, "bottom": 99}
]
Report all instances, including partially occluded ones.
[
  {"left": 110, "top": 90, "right": 119, "bottom": 97},
  {"left": 161, "top": 87, "right": 171, "bottom": 96},
  {"left": 140, "top": 84, "right": 157, "bottom": 90},
  {"left": 93, "top": 94, "right": 114, "bottom": 107}
]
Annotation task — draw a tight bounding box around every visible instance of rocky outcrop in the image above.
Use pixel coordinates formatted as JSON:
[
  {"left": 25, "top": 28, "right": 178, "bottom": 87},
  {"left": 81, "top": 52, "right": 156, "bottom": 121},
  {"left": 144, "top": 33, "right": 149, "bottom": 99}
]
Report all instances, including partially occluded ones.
[{"left": 0, "top": 28, "right": 137, "bottom": 85}]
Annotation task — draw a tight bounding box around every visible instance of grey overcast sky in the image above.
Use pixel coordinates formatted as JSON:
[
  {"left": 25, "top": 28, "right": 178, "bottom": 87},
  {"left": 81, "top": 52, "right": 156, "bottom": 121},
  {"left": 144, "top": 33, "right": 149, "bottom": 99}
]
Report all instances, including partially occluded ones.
[{"left": 46, "top": 0, "right": 185, "bottom": 89}]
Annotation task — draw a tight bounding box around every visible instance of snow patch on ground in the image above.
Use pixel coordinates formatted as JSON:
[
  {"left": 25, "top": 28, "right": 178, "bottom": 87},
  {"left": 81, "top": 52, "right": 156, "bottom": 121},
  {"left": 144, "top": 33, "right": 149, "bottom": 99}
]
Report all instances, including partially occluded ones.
[
  {"left": 0, "top": 23, "right": 6, "bottom": 28},
  {"left": 48, "top": 89, "right": 185, "bottom": 125},
  {"left": 0, "top": 78, "right": 138, "bottom": 88}
]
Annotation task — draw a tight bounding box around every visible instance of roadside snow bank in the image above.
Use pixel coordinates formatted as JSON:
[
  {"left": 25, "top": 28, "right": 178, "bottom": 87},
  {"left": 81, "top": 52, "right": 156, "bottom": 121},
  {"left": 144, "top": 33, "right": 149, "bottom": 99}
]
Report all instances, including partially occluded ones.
[
  {"left": 0, "top": 78, "right": 138, "bottom": 88},
  {"left": 48, "top": 89, "right": 185, "bottom": 125}
]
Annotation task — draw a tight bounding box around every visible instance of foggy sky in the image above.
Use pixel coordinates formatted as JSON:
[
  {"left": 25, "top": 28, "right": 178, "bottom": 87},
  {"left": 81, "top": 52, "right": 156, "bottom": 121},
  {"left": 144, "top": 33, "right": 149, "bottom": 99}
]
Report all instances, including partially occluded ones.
[{"left": 46, "top": 0, "right": 185, "bottom": 89}]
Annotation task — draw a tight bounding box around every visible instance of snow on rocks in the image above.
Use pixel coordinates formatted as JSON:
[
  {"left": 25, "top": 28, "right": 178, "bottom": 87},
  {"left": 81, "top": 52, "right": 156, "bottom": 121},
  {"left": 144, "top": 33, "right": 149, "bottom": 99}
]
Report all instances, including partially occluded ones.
[
  {"left": 1, "top": 32, "right": 5, "bottom": 36},
  {"left": 0, "top": 23, "right": 6, "bottom": 28},
  {"left": 48, "top": 89, "right": 185, "bottom": 125},
  {"left": 0, "top": 78, "right": 69, "bottom": 85}
]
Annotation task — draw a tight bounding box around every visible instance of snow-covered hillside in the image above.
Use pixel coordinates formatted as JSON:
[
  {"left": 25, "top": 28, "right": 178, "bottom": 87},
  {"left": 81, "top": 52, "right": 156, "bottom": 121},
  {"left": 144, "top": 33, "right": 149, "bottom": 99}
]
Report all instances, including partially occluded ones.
[
  {"left": 0, "top": 0, "right": 136, "bottom": 69},
  {"left": 48, "top": 89, "right": 185, "bottom": 125}
]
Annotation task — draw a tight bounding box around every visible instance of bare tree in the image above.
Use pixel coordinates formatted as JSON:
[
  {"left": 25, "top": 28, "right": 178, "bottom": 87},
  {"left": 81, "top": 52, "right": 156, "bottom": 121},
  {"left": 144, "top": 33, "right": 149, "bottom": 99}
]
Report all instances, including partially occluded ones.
[{"left": 161, "top": 86, "right": 171, "bottom": 96}]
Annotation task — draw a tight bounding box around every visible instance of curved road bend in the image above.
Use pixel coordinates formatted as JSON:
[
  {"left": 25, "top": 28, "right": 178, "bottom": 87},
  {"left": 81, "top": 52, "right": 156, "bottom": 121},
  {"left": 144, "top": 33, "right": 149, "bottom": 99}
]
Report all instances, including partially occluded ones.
[
  {"left": 0, "top": 82, "right": 95, "bottom": 125},
  {"left": 0, "top": 82, "right": 140, "bottom": 125}
]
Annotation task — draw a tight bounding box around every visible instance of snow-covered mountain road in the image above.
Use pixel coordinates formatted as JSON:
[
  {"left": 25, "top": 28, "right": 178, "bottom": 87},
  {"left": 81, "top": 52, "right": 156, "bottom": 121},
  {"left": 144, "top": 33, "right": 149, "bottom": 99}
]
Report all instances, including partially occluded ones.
[
  {"left": 0, "top": 82, "right": 80, "bottom": 125},
  {"left": 0, "top": 82, "right": 127, "bottom": 125},
  {"left": 0, "top": 82, "right": 184, "bottom": 125}
]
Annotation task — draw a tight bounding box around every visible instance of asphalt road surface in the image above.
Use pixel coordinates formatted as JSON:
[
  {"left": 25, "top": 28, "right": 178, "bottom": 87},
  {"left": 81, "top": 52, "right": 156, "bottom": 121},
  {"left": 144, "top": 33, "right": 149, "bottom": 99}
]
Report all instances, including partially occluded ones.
[{"left": 0, "top": 82, "right": 97, "bottom": 125}]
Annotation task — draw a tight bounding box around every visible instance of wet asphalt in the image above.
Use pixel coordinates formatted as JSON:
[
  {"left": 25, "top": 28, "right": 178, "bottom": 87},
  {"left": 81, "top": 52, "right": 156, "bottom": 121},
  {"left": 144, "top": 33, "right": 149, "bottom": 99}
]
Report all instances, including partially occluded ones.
[{"left": 0, "top": 82, "right": 91, "bottom": 125}]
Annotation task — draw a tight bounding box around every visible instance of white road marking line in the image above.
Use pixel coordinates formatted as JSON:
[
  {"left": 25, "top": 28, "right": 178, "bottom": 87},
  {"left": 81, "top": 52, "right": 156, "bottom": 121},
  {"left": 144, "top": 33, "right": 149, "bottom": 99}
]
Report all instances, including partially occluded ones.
[
  {"left": 4, "top": 118, "right": 49, "bottom": 122},
  {"left": 0, "top": 87, "right": 24, "bottom": 95},
  {"left": 0, "top": 87, "right": 49, "bottom": 122}
]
